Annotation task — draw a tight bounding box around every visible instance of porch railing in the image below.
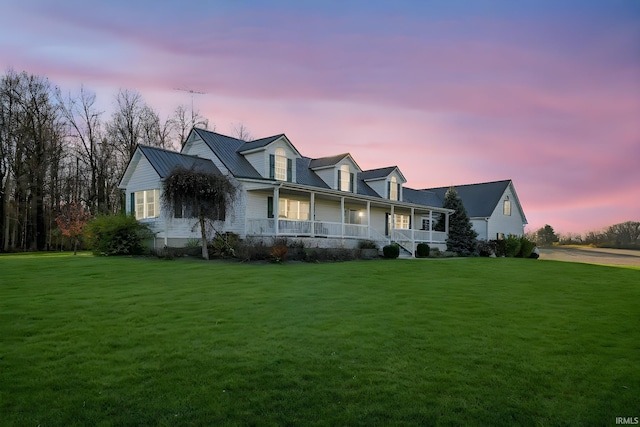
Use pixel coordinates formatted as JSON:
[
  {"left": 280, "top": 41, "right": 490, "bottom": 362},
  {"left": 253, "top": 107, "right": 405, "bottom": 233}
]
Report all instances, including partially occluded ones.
[{"left": 246, "top": 218, "right": 447, "bottom": 243}]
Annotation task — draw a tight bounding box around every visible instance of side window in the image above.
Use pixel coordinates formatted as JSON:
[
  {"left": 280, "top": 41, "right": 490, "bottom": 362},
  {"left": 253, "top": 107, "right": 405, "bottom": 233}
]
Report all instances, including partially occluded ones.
[
  {"left": 503, "top": 197, "right": 511, "bottom": 216},
  {"left": 133, "top": 189, "right": 159, "bottom": 220}
]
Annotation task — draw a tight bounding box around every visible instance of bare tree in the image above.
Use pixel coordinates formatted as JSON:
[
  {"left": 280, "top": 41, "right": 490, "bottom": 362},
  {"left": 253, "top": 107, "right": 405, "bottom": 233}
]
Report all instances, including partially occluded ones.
[
  {"left": 232, "top": 122, "right": 253, "bottom": 142},
  {"left": 57, "top": 86, "right": 107, "bottom": 214},
  {"left": 173, "top": 104, "right": 210, "bottom": 147}
]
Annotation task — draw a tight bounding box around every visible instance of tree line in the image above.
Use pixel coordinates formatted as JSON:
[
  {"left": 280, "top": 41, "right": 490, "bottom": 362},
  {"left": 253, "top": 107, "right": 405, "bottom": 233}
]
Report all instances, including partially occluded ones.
[
  {"left": 527, "top": 222, "right": 640, "bottom": 250},
  {"left": 0, "top": 68, "right": 211, "bottom": 252}
]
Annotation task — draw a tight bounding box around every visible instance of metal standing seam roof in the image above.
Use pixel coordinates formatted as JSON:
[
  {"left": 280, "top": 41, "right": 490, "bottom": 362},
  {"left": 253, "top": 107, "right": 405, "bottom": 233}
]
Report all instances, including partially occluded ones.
[
  {"left": 193, "top": 128, "right": 264, "bottom": 179},
  {"left": 138, "top": 145, "right": 221, "bottom": 178},
  {"left": 236, "top": 134, "right": 285, "bottom": 153},
  {"left": 421, "top": 180, "right": 512, "bottom": 218},
  {"left": 308, "top": 153, "right": 351, "bottom": 169},
  {"left": 402, "top": 187, "right": 444, "bottom": 207},
  {"left": 359, "top": 166, "right": 399, "bottom": 181}
]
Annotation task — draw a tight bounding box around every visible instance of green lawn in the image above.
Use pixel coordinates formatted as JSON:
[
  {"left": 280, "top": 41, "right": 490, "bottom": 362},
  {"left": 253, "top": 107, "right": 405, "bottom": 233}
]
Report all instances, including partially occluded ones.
[{"left": 1, "top": 253, "right": 638, "bottom": 426}]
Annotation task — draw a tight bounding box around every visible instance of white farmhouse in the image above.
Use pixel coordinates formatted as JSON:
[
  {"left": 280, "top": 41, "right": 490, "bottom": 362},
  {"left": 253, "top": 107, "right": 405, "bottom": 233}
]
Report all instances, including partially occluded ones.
[{"left": 119, "top": 127, "right": 527, "bottom": 255}]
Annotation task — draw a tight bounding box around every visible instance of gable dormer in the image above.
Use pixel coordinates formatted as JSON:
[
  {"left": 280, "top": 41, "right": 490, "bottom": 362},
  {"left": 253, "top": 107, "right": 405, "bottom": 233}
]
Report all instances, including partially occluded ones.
[
  {"left": 360, "top": 166, "right": 407, "bottom": 201},
  {"left": 309, "top": 153, "right": 362, "bottom": 193},
  {"left": 237, "top": 134, "right": 301, "bottom": 182}
]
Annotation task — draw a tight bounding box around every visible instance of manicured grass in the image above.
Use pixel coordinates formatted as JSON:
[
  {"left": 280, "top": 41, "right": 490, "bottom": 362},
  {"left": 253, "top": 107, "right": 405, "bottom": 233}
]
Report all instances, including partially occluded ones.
[{"left": 1, "top": 253, "right": 638, "bottom": 426}]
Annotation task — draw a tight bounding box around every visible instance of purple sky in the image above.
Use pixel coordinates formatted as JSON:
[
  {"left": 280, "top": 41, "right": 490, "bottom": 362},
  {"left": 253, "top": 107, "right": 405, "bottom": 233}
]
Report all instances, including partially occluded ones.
[{"left": 1, "top": 0, "right": 638, "bottom": 235}]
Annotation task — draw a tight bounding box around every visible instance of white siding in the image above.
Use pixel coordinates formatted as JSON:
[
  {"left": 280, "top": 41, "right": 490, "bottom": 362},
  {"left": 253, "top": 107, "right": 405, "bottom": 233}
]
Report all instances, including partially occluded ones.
[{"left": 472, "top": 184, "right": 526, "bottom": 240}]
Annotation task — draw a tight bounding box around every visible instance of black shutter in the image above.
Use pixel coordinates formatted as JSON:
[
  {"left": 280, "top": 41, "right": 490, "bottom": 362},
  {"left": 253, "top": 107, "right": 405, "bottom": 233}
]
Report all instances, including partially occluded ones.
[
  {"left": 350, "top": 173, "right": 354, "bottom": 192},
  {"left": 269, "top": 154, "right": 275, "bottom": 179},
  {"left": 130, "top": 192, "right": 135, "bottom": 215},
  {"left": 267, "top": 197, "right": 274, "bottom": 218},
  {"left": 287, "top": 158, "right": 293, "bottom": 182}
]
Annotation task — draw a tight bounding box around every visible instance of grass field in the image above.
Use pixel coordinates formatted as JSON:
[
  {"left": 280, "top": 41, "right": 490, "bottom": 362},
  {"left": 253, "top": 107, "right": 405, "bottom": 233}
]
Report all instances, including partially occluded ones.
[{"left": 1, "top": 253, "right": 638, "bottom": 426}]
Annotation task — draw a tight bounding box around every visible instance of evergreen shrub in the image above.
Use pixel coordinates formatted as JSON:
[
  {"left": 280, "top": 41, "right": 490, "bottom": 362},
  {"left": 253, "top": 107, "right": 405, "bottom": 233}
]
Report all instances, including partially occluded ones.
[
  {"left": 383, "top": 244, "right": 400, "bottom": 259},
  {"left": 85, "top": 214, "right": 152, "bottom": 256},
  {"left": 416, "top": 243, "right": 430, "bottom": 257}
]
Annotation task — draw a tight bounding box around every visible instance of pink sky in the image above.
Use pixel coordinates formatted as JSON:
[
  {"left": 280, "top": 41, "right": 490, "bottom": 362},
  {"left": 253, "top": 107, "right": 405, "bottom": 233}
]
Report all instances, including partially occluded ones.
[{"left": 1, "top": 0, "right": 638, "bottom": 235}]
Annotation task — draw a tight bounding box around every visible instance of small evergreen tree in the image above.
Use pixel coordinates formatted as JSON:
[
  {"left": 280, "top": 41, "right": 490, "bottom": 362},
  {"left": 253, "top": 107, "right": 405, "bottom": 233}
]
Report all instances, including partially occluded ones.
[{"left": 442, "top": 187, "right": 478, "bottom": 256}]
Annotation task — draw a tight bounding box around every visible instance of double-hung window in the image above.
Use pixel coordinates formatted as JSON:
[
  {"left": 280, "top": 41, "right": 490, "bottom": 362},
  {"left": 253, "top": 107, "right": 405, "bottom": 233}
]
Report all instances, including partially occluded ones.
[
  {"left": 503, "top": 197, "right": 511, "bottom": 216},
  {"left": 269, "top": 148, "right": 292, "bottom": 182},
  {"left": 132, "top": 189, "right": 159, "bottom": 220},
  {"left": 338, "top": 165, "right": 354, "bottom": 192}
]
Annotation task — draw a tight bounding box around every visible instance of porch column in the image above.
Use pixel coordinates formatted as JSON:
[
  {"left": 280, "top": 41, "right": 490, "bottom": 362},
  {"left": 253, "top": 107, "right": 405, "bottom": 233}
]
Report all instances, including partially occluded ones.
[
  {"left": 411, "top": 207, "right": 415, "bottom": 257},
  {"left": 366, "top": 201, "right": 371, "bottom": 239},
  {"left": 274, "top": 187, "right": 280, "bottom": 236},
  {"left": 340, "top": 197, "right": 345, "bottom": 238},
  {"left": 429, "top": 210, "right": 433, "bottom": 243},
  {"left": 390, "top": 204, "right": 395, "bottom": 238},
  {"left": 310, "top": 192, "right": 315, "bottom": 237}
]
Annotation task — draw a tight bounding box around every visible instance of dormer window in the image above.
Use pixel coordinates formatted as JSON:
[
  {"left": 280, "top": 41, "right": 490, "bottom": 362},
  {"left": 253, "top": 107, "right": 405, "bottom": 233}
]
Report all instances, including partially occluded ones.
[
  {"left": 270, "top": 148, "right": 292, "bottom": 182},
  {"left": 338, "top": 164, "right": 354, "bottom": 192},
  {"left": 389, "top": 176, "right": 399, "bottom": 200}
]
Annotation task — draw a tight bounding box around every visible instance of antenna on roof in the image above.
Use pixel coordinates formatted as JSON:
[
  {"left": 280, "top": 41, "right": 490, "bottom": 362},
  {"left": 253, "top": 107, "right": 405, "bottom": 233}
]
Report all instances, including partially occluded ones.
[{"left": 174, "top": 87, "right": 206, "bottom": 125}]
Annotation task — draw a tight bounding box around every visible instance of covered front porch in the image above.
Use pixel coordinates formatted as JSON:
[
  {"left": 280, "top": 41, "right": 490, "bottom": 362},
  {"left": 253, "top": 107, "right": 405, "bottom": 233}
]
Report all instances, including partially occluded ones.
[{"left": 243, "top": 184, "right": 451, "bottom": 255}]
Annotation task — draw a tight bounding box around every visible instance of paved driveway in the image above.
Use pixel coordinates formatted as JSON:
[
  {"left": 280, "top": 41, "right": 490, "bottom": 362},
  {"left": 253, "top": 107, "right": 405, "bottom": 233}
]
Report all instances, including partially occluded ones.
[{"left": 539, "top": 246, "right": 640, "bottom": 267}]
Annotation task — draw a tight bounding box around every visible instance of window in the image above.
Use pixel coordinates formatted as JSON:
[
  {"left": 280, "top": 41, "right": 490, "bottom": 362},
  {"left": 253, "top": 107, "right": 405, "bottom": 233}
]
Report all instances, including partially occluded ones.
[
  {"left": 268, "top": 197, "right": 309, "bottom": 220},
  {"left": 394, "top": 214, "right": 410, "bottom": 229},
  {"left": 269, "top": 148, "right": 292, "bottom": 182},
  {"left": 338, "top": 165, "right": 353, "bottom": 192},
  {"left": 346, "top": 209, "right": 364, "bottom": 225},
  {"left": 174, "top": 201, "right": 195, "bottom": 219},
  {"left": 275, "top": 148, "right": 287, "bottom": 181},
  {"left": 389, "top": 176, "right": 399, "bottom": 201},
  {"left": 503, "top": 197, "right": 511, "bottom": 216},
  {"left": 421, "top": 218, "right": 431, "bottom": 231},
  {"left": 132, "top": 189, "right": 159, "bottom": 220}
]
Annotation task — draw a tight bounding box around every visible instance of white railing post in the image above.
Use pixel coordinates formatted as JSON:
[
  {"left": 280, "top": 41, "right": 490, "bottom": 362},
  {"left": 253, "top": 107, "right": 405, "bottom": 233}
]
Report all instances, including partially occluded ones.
[
  {"left": 310, "top": 192, "right": 315, "bottom": 237},
  {"left": 274, "top": 187, "right": 279, "bottom": 237}
]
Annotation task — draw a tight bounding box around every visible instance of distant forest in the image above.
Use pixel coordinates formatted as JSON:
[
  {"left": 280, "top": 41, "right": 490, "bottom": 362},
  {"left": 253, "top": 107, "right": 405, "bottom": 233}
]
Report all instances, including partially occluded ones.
[
  {"left": 1, "top": 69, "right": 637, "bottom": 252},
  {"left": 0, "top": 69, "right": 215, "bottom": 252},
  {"left": 527, "top": 223, "right": 640, "bottom": 250}
]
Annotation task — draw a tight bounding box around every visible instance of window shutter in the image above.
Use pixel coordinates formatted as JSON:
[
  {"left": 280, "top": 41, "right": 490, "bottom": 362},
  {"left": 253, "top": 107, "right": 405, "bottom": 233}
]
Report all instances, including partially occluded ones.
[
  {"left": 350, "top": 173, "right": 354, "bottom": 192},
  {"left": 387, "top": 181, "right": 391, "bottom": 198},
  {"left": 130, "top": 192, "right": 135, "bottom": 215},
  {"left": 337, "top": 170, "right": 342, "bottom": 190},
  {"left": 267, "top": 197, "right": 274, "bottom": 218},
  {"left": 397, "top": 183, "right": 401, "bottom": 201},
  {"left": 269, "top": 154, "right": 275, "bottom": 179},
  {"left": 287, "top": 158, "right": 293, "bottom": 182}
]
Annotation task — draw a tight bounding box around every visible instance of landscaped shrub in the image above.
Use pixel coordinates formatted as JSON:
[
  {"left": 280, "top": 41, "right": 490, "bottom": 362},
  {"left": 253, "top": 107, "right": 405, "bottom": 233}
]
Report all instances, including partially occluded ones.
[
  {"left": 85, "top": 214, "right": 152, "bottom": 256},
  {"left": 504, "top": 235, "right": 522, "bottom": 257},
  {"left": 271, "top": 243, "right": 288, "bottom": 263},
  {"left": 383, "top": 244, "right": 400, "bottom": 259},
  {"left": 517, "top": 236, "right": 536, "bottom": 258},
  {"left": 208, "top": 232, "right": 240, "bottom": 258},
  {"left": 416, "top": 243, "right": 430, "bottom": 257},
  {"left": 358, "top": 240, "right": 378, "bottom": 249},
  {"left": 235, "top": 237, "right": 271, "bottom": 261},
  {"left": 477, "top": 240, "right": 497, "bottom": 257}
]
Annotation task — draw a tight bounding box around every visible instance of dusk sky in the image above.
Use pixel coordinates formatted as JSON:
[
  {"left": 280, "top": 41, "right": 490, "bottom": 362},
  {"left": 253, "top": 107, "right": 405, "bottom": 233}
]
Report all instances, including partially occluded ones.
[{"left": 1, "top": 0, "right": 638, "bottom": 235}]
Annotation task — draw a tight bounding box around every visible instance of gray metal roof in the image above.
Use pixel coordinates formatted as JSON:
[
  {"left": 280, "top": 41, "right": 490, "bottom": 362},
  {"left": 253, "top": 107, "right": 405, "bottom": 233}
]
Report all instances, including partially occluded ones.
[
  {"left": 296, "top": 157, "right": 331, "bottom": 188},
  {"left": 193, "top": 128, "right": 264, "bottom": 179},
  {"left": 309, "top": 153, "right": 350, "bottom": 169},
  {"left": 359, "top": 166, "right": 397, "bottom": 180},
  {"left": 236, "top": 134, "right": 285, "bottom": 153},
  {"left": 403, "top": 187, "right": 444, "bottom": 207},
  {"left": 139, "top": 145, "right": 221, "bottom": 178},
  {"left": 422, "top": 180, "right": 512, "bottom": 218}
]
